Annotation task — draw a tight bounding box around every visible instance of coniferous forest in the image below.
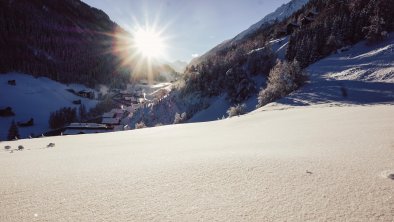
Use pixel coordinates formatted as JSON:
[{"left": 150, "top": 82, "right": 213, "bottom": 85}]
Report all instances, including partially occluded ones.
[{"left": 0, "top": 0, "right": 131, "bottom": 87}]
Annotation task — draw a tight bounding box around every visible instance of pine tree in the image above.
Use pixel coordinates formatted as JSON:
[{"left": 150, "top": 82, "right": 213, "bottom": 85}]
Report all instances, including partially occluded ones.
[
  {"left": 363, "top": 13, "right": 387, "bottom": 43},
  {"left": 7, "top": 120, "right": 20, "bottom": 140},
  {"left": 79, "top": 104, "right": 87, "bottom": 121}
]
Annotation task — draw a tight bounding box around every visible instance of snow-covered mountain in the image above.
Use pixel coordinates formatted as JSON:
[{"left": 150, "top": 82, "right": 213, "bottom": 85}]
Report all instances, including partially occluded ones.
[
  {"left": 168, "top": 60, "right": 188, "bottom": 73},
  {"left": 190, "top": 0, "right": 309, "bottom": 67},
  {"left": 233, "top": 0, "right": 309, "bottom": 41}
]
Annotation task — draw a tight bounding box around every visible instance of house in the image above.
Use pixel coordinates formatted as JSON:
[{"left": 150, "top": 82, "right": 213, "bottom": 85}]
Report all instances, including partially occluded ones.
[
  {"left": 63, "top": 123, "right": 112, "bottom": 135},
  {"left": 102, "top": 112, "right": 116, "bottom": 118},
  {"left": 7, "top": 80, "right": 16, "bottom": 85},
  {"left": 17, "top": 118, "right": 34, "bottom": 127},
  {"left": 72, "top": 99, "right": 82, "bottom": 105},
  {"left": 101, "top": 117, "right": 121, "bottom": 126},
  {"left": 0, "top": 107, "right": 15, "bottom": 117},
  {"left": 101, "top": 108, "right": 128, "bottom": 126},
  {"left": 77, "top": 90, "right": 95, "bottom": 99},
  {"left": 124, "top": 96, "right": 138, "bottom": 104}
]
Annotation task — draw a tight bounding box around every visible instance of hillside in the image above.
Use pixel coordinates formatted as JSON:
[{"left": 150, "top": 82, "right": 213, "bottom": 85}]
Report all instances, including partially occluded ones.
[
  {"left": 0, "top": 73, "right": 98, "bottom": 140},
  {"left": 269, "top": 34, "right": 394, "bottom": 108},
  {"left": 0, "top": 0, "right": 130, "bottom": 87},
  {"left": 126, "top": 30, "right": 394, "bottom": 126},
  {"left": 190, "top": 0, "right": 308, "bottom": 67},
  {"left": 1, "top": 104, "right": 393, "bottom": 221}
]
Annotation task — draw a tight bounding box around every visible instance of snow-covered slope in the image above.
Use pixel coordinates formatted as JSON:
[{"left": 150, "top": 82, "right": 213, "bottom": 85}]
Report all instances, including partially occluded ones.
[
  {"left": 267, "top": 34, "right": 394, "bottom": 108},
  {"left": 0, "top": 73, "right": 98, "bottom": 140},
  {"left": 234, "top": 0, "right": 309, "bottom": 41},
  {"left": 188, "top": 34, "right": 394, "bottom": 122},
  {"left": 1, "top": 104, "right": 393, "bottom": 221}
]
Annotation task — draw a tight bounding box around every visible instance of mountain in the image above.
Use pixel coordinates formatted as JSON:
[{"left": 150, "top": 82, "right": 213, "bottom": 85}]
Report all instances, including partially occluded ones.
[
  {"left": 233, "top": 0, "right": 309, "bottom": 41},
  {"left": 0, "top": 0, "right": 131, "bottom": 87},
  {"left": 128, "top": 0, "right": 394, "bottom": 127},
  {"left": 168, "top": 60, "right": 188, "bottom": 73},
  {"left": 190, "top": 0, "right": 309, "bottom": 67}
]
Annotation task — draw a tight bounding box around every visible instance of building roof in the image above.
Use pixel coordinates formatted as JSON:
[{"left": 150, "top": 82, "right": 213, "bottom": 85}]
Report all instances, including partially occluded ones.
[
  {"left": 63, "top": 128, "right": 111, "bottom": 135},
  {"left": 67, "top": 123, "right": 108, "bottom": 129},
  {"left": 102, "top": 118, "right": 121, "bottom": 125},
  {"left": 102, "top": 112, "right": 116, "bottom": 118}
]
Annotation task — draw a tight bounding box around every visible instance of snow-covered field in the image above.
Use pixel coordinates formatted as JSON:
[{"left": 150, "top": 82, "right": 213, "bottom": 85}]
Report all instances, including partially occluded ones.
[
  {"left": 1, "top": 105, "right": 393, "bottom": 221},
  {"left": 0, "top": 73, "right": 98, "bottom": 140}
]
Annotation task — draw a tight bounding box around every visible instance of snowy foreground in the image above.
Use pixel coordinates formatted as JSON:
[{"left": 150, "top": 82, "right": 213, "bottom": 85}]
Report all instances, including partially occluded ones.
[{"left": 1, "top": 105, "right": 393, "bottom": 221}]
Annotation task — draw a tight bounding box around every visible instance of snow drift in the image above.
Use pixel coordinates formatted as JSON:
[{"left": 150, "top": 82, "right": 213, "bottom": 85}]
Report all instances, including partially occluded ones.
[{"left": 1, "top": 105, "right": 393, "bottom": 221}]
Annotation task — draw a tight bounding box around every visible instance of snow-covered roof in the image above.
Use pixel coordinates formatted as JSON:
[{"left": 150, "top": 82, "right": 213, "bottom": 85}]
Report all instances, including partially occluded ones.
[
  {"left": 102, "top": 112, "right": 116, "bottom": 118},
  {"left": 63, "top": 128, "right": 111, "bottom": 135},
  {"left": 101, "top": 118, "right": 121, "bottom": 125},
  {"left": 111, "top": 108, "right": 125, "bottom": 114},
  {"left": 67, "top": 123, "right": 108, "bottom": 129},
  {"left": 113, "top": 125, "right": 125, "bottom": 131}
]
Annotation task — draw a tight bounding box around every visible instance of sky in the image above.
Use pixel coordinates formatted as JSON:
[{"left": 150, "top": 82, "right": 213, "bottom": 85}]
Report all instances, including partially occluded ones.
[{"left": 82, "top": 0, "right": 289, "bottom": 62}]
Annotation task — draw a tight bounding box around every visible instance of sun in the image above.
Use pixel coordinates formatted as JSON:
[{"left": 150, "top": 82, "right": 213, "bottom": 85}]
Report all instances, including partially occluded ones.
[
  {"left": 133, "top": 28, "right": 166, "bottom": 60},
  {"left": 111, "top": 22, "right": 170, "bottom": 82}
]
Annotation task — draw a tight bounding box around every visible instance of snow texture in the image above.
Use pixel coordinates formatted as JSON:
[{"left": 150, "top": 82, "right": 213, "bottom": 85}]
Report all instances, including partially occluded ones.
[
  {"left": 0, "top": 105, "right": 393, "bottom": 221},
  {"left": 0, "top": 73, "right": 98, "bottom": 139}
]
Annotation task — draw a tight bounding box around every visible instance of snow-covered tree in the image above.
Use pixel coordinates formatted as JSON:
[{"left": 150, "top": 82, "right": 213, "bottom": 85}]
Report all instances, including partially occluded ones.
[
  {"left": 135, "top": 121, "right": 146, "bottom": 129},
  {"left": 257, "top": 60, "right": 307, "bottom": 107},
  {"left": 227, "top": 104, "right": 246, "bottom": 118},
  {"left": 173, "top": 112, "right": 187, "bottom": 124},
  {"left": 363, "top": 14, "right": 387, "bottom": 44}
]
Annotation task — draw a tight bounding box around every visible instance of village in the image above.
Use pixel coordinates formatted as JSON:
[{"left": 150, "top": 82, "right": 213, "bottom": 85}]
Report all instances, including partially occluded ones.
[{"left": 62, "top": 81, "right": 172, "bottom": 136}]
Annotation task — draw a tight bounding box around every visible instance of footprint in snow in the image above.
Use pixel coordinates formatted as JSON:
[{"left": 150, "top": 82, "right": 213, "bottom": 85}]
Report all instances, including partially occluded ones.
[{"left": 380, "top": 170, "right": 394, "bottom": 180}]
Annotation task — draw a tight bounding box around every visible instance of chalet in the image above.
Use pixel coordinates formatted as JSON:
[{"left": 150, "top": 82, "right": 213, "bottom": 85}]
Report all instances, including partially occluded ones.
[
  {"left": 73, "top": 99, "right": 82, "bottom": 105},
  {"left": 17, "top": 118, "right": 34, "bottom": 127},
  {"left": 124, "top": 96, "right": 138, "bottom": 104},
  {"left": 101, "top": 117, "right": 121, "bottom": 125},
  {"left": 63, "top": 123, "right": 112, "bottom": 135},
  {"left": 102, "top": 111, "right": 116, "bottom": 118},
  {"left": 101, "top": 108, "right": 128, "bottom": 126},
  {"left": 0, "top": 107, "right": 15, "bottom": 116},
  {"left": 7, "top": 80, "right": 16, "bottom": 85},
  {"left": 77, "top": 90, "right": 95, "bottom": 99}
]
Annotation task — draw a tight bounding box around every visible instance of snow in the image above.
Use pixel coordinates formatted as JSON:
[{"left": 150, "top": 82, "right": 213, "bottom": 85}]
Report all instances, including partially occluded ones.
[
  {"left": 234, "top": 0, "right": 309, "bottom": 41},
  {"left": 0, "top": 105, "right": 393, "bottom": 221},
  {"left": 249, "top": 36, "right": 289, "bottom": 60},
  {"left": 0, "top": 73, "right": 98, "bottom": 140},
  {"left": 268, "top": 34, "right": 394, "bottom": 108}
]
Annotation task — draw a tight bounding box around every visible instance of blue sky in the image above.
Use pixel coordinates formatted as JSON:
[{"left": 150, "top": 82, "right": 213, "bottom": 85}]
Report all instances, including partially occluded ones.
[{"left": 83, "top": 0, "right": 289, "bottom": 62}]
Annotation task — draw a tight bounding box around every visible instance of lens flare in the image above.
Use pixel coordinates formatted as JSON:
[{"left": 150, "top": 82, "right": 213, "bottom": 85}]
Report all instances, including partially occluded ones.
[
  {"left": 111, "top": 17, "right": 171, "bottom": 84},
  {"left": 134, "top": 28, "right": 165, "bottom": 59}
]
